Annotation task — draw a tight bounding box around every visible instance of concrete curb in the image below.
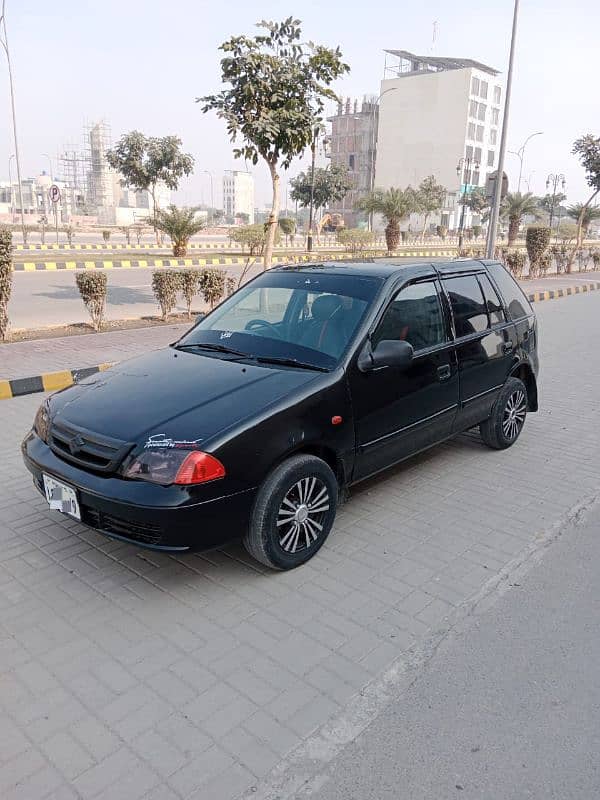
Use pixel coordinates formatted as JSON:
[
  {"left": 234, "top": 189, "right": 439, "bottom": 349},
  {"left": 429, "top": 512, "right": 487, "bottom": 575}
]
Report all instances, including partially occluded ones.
[
  {"left": 0, "top": 362, "right": 114, "bottom": 401},
  {"left": 13, "top": 251, "right": 458, "bottom": 271},
  {"left": 2, "top": 280, "right": 598, "bottom": 401}
]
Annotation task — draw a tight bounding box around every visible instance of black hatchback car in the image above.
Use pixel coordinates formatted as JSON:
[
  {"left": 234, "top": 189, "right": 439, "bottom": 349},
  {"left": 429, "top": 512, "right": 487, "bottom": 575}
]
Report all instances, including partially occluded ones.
[{"left": 23, "top": 260, "right": 538, "bottom": 569}]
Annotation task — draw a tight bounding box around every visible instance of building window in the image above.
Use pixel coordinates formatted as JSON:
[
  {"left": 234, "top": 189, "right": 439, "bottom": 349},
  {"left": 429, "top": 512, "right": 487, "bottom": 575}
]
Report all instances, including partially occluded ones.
[
  {"left": 469, "top": 99, "right": 478, "bottom": 118},
  {"left": 465, "top": 145, "right": 474, "bottom": 160},
  {"left": 474, "top": 147, "right": 482, "bottom": 164},
  {"left": 491, "top": 107, "right": 500, "bottom": 125},
  {"left": 477, "top": 103, "right": 486, "bottom": 122},
  {"left": 348, "top": 154, "right": 355, "bottom": 170},
  {"left": 467, "top": 122, "right": 476, "bottom": 140},
  {"left": 494, "top": 85, "right": 502, "bottom": 104},
  {"left": 471, "top": 76, "right": 480, "bottom": 95},
  {"left": 490, "top": 129, "right": 498, "bottom": 145},
  {"left": 487, "top": 150, "right": 495, "bottom": 167},
  {"left": 476, "top": 125, "right": 484, "bottom": 142},
  {"left": 471, "top": 170, "right": 480, "bottom": 186},
  {"left": 480, "top": 81, "right": 488, "bottom": 99}
]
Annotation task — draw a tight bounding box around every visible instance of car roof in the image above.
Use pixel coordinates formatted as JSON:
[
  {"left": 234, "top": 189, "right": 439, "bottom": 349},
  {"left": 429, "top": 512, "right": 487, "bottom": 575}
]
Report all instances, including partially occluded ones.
[{"left": 275, "top": 259, "right": 496, "bottom": 280}]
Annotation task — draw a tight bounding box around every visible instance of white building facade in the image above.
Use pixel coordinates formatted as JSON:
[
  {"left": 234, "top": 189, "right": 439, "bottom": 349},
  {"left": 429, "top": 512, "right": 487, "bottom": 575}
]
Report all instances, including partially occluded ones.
[
  {"left": 223, "top": 171, "right": 255, "bottom": 223},
  {"left": 375, "top": 50, "right": 504, "bottom": 232}
]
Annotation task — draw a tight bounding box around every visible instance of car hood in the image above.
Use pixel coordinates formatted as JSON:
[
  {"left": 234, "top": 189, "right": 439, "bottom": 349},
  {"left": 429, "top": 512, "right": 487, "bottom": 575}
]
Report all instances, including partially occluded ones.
[{"left": 50, "top": 348, "right": 320, "bottom": 445}]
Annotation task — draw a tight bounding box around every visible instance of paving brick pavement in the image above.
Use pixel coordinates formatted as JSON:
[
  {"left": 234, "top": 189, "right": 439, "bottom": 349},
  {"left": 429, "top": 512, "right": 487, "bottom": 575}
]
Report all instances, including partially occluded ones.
[{"left": 0, "top": 293, "right": 599, "bottom": 799}]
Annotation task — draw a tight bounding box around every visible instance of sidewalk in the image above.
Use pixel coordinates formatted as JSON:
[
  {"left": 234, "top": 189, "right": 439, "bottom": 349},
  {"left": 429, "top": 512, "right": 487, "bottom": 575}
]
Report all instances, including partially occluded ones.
[{"left": 1, "top": 272, "right": 599, "bottom": 394}]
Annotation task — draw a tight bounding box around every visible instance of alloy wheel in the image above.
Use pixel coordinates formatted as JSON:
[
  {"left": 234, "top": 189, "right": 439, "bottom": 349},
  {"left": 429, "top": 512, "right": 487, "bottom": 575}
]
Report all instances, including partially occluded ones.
[
  {"left": 276, "top": 477, "right": 330, "bottom": 554},
  {"left": 502, "top": 389, "right": 527, "bottom": 440}
]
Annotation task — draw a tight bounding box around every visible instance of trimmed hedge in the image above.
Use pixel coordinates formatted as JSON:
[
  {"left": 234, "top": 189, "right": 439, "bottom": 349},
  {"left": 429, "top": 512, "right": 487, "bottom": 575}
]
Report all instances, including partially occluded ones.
[
  {"left": 0, "top": 227, "right": 13, "bottom": 341},
  {"left": 75, "top": 272, "right": 108, "bottom": 331}
]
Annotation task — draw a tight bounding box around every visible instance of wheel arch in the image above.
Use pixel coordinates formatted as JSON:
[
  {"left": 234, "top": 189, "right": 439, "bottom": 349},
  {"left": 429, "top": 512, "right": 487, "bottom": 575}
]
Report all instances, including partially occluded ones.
[
  {"left": 266, "top": 443, "right": 347, "bottom": 490},
  {"left": 510, "top": 362, "right": 538, "bottom": 411}
]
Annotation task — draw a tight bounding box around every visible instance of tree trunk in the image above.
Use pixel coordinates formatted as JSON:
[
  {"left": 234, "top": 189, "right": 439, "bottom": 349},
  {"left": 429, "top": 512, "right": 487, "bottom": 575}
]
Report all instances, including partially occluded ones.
[
  {"left": 508, "top": 216, "right": 520, "bottom": 247},
  {"left": 420, "top": 213, "right": 430, "bottom": 243},
  {"left": 263, "top": 160, "right": 280, "bottom": 270},
  {"left": 567, "top": 189, "right": 599, "bottom": 273},
  {"left": 173, "top": 242, "right": 187, "bottom": 257},
  {"left": 385, "top": 219, "right": 400, "bottom": 252}
]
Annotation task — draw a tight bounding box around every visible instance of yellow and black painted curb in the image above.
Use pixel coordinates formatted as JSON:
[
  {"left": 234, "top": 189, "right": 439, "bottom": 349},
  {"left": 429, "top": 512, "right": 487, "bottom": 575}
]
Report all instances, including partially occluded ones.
[
  {"left": 15, "top": 242, "right": 308, "bottom": 251},
  {"left": 0, "top": 362, "right": 114, "bottom": 401},
  {"left": 13, "top": 251, "right": 458, "bottom": 271},
  {"left": 528, "top": 281, "right": 600, "bottom": 302},
  {"left": 3, "top": 280, "right": 598, "bottom": 400}
]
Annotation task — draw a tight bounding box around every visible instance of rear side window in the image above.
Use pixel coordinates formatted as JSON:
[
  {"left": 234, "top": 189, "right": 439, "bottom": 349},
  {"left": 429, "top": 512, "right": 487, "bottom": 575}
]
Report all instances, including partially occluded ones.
[
  {"left": 443, "top": 275, "right": 488, "bottom": 336},
  {"left": 478, "top": 274, "right": 505, "bottom": 325},
  {"left": 486, "top": 263, "right": 533, "bottom": 320}
]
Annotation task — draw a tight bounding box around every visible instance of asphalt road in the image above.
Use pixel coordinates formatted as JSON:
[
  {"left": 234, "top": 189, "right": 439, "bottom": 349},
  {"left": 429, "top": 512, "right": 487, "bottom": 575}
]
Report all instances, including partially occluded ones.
[
  {"left": 311, "top": 499, "right": 600, "bottom": 800},
  {"left": 9, "top": 257, "right": 436, "bottom": 330}
]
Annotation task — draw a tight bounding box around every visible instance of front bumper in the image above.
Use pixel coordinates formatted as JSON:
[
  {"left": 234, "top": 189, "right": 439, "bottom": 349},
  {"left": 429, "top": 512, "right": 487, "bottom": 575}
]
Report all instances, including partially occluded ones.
[{"left": 22, "top": 432, "right": 256, "bottom": 552}]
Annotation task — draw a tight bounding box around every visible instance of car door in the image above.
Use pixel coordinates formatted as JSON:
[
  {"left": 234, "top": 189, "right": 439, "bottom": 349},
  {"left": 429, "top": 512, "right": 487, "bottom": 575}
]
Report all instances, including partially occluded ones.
[
  {"left": 350, "top": 278, "right": 459, "bottom": 482},
  {"left": 441, "top": 272, "right": 518, "bottom": 431}
]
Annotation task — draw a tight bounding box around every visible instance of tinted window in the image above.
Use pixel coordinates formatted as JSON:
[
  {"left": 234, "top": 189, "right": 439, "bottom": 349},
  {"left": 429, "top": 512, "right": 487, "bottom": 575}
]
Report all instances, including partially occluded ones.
[
  {"left": 486, "top": 263, "right": 533, "bottom": 320},
  {"left": 478, "top": 274, "right": 505, "bottom": 325},
  {"left": 444, "top": 275, "right": 488, "bottom": 336},
  {"left": 373, "top": 281, "right": 446, "bottom": 352}
]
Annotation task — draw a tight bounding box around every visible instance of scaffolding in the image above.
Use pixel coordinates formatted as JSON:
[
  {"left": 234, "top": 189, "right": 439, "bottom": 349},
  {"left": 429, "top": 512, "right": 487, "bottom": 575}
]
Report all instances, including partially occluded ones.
[{"left": 58, "top": 120, "right": 113, "bottom": 215}]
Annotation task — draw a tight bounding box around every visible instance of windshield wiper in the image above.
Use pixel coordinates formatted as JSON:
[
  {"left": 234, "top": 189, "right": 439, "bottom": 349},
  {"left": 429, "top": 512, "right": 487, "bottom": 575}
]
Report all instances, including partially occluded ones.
[
  {"left": 173, "top": 342, "right": 248, "bottom": 357},
  {"left": 254, "top": 356, "right": 328, "bottom": 372}
]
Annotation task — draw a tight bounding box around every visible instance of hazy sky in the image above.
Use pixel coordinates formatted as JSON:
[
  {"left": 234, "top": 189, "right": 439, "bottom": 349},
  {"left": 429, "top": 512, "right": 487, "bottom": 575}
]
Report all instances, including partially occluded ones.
[{"left": 2, "top": 0, "right": 598, "bottom": 208}]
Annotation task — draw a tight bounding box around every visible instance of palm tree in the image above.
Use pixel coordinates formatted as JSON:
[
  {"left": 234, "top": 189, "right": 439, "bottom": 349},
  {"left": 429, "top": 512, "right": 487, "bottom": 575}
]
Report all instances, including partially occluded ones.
[
  {"left": 500, "top": 192, "right": 541, "bottom": 246},
  {"left": 565, "top": 203, "right": 600, "bottom": 238},
  {"left": 152, "top": 205, "right": 206, "bottom": 257},
  {"left": 356, "top": 187, "right": 417, "bottom": 252}
]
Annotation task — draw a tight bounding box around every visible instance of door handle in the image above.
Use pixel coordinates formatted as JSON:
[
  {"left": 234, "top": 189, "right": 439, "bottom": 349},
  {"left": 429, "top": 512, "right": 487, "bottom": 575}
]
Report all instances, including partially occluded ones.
[
  {"left": 437, "top": 365, "right": 451, "bottom": 381},
  {"left": 503, "top": 341, "right": 514, "bottom": 354}
]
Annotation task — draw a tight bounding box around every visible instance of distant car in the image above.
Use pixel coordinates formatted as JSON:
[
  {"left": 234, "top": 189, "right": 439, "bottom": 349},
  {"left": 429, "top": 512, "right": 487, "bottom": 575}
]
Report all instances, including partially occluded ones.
[{"left": 23, "top": 259, "right": 539, "bottom": 570}]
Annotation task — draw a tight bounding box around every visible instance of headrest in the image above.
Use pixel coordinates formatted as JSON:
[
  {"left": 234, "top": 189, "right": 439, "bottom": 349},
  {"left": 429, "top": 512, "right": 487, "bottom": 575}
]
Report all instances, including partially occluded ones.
[{"left": 312, "top": 294, "right": 342, "bottom": 321}]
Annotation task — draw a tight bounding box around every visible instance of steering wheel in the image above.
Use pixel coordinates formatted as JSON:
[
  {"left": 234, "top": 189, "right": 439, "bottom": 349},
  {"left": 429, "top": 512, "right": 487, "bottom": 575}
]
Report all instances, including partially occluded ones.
[{"left": 244, "top": 319, "right": 283, "bottom": 338}]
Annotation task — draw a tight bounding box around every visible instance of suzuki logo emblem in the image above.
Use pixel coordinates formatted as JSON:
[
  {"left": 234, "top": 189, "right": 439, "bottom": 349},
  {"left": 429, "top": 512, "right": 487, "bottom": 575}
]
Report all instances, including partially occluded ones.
[{"left": 69, "top": 434, "right": 85, "bottom": 455}]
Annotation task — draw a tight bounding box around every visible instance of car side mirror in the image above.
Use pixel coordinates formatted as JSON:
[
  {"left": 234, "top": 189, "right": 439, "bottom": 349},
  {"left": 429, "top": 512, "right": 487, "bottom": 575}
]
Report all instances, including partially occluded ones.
[{"left": 358, "top": 339, "right": 414, "bottom": 372}]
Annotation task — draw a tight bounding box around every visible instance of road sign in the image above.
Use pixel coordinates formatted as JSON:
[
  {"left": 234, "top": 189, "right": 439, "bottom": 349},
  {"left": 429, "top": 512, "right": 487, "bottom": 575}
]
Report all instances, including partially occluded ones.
[
  {"left": 485, "top": 171, "right": 508, "bottom": 202},
  {"left": 48, "top": 184, "right": 61, "bottom": 204}
]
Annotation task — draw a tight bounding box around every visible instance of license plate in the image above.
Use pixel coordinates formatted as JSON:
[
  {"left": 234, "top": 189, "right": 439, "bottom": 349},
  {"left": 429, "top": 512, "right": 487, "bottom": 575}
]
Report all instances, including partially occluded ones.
[{"left": 42, "top": 474, "right": 81, "bottom": 520}]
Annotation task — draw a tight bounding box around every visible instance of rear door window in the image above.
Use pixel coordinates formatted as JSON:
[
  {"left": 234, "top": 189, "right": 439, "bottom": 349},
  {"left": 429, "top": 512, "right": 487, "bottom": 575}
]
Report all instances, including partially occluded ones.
[
  {"left": 486, "top": 263, "right": 533, "bottom": 320},
  {"left": 443, "top": 275, "right": 488, "bottom": 337},
  {"left": 478, "top": 274, "right": 505, "bottom": 325}
]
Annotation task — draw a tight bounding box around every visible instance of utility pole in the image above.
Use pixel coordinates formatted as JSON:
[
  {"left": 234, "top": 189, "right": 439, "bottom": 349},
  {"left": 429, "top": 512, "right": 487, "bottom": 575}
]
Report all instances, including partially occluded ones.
[
  {"left": 486, "top": 0, "right": 519, "bottom": 259},
  {"left": 1, "top": 0, "right": 26, "bottom": 240},
  {"left": 368, "top": 88, "right": 397, "bottom": 232},
  {"left": 202, "top": 170, "right": 214, "bottom": 218}
]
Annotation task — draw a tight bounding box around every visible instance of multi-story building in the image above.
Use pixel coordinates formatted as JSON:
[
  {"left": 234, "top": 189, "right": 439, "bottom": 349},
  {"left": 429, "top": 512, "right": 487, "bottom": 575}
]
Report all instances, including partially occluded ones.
[
  {"left": 327, "top": 97, "right": 378, "bottom": 227},
  {"left": 375, "top": 50, "right": 504, "bottom": 231},
  {"left": 223, "top": 171, "right": 255, "bottom": 224}
]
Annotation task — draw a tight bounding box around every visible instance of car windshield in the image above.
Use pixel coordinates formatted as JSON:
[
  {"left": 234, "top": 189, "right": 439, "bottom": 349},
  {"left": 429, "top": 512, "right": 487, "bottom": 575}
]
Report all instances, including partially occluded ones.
[{"left": 176, "top": 270, "right": 383, "bottom": 370}]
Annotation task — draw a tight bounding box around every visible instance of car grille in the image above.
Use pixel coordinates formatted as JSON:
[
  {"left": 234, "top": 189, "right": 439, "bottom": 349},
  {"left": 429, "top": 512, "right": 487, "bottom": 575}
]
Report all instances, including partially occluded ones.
[
  {"left": 49, "top": 420, "right": 134, "bottom": 473},
  {"left": 84, "top": 507, "right": 163, "bottom": 547}
]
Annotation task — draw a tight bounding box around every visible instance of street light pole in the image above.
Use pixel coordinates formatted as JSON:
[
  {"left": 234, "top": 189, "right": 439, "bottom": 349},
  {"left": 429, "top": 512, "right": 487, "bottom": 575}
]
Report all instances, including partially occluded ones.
[
  {"left": 1, "top": 0, "right": 26, "bottom": 239},
  {"left": 307, "top": 127, "right": 318, "bottom": 253},
  {"left": 42, "top": 153, "right": 53, "bottom": 180},
  {"left": 368, "top": 87, "right": 397, "bottom": 232},
  {"left": 8, "top": 153, "right": 14, "bottom": 222},
  {"left": 202, "top": 170, "right": 214, "bottom": 216},
  {"left": 508, "top": 131, "right": 543, "bottom": 192},
  {"left": 486, "top": 0, "right": 520, "bottom": 260},
  {"left": 546, "top": 173, "right": 566, "bottom": 235}
]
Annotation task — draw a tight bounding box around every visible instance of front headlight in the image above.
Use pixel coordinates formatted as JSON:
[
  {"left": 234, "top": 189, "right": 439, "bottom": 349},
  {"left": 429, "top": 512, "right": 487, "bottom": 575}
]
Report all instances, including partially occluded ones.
[
  {"left": 33, "top": 402, "right": 51, "bottom": 443},
  {"left": 121, "top": 448, "right": 225, "bottom": 486}
]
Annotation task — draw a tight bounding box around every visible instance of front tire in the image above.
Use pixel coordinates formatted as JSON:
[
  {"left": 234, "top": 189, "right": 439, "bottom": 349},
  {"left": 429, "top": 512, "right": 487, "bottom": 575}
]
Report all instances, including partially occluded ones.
[
  {"left": 480, "top": 377, "right": 528, "bottom": 450},
  {"left": 243, "top": 454, "right": 338, "bottom": 570}
]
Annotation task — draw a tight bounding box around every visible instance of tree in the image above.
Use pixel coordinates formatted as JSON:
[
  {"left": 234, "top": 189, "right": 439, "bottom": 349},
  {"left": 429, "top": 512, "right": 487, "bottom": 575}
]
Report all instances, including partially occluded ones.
[
  {"left": 119, "top": 225, "right": 131, "bottom": 245},
  {"left": 152, "top": 205, "right": 206, "bottom": 257},
  {"left": 500, "top": 192, "right": 541, "bottom": 246},
  {"left": 415, "top": 175, "right": 446, "bottom": 241},
  {"left": 199, "top": 18, "right": 349, "bottom": 269},
  {"left": 236, "top": 212, "right": 250, "bottom": 225},
  {"left": 526, "top": 226, "right": 551, "bottom": 278},
  {"left": 278, "top": 216, "right": 296, "bottom": 244},
  {"left": 537, "top": 192, "right": 567, "bottom": 219},
  {"left": 229, "top": 223, "right": 279, "bottom": 255},
  {"left": 106, "top": 132, "right": 194, "bottom": 243},
  {"left": 465, "top": 187, "right": 490, "bottom": 216},
  {"left": 356, "top": 187, "right": 417, "bottom": 252},
  {"left": 0, "top": 227, "right": 13, "bottom": 341},
  {"left": 565, "top": 203, "right": 600, "bottom": 237},
  {"left": 290, "top": 164, "right": 353, "bottom": 216},
  {"left": 568, "top": 134, "right": 600, "bottom": 270}
]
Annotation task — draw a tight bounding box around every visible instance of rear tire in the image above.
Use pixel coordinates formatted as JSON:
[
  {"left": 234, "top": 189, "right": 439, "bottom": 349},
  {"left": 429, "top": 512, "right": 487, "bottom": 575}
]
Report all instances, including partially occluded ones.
[
  {"left": 480, "top": 377, "right": 528, "bottom": 450},
  {"left": 243, "top": 454, "right": 338, "bottom": 570}
]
